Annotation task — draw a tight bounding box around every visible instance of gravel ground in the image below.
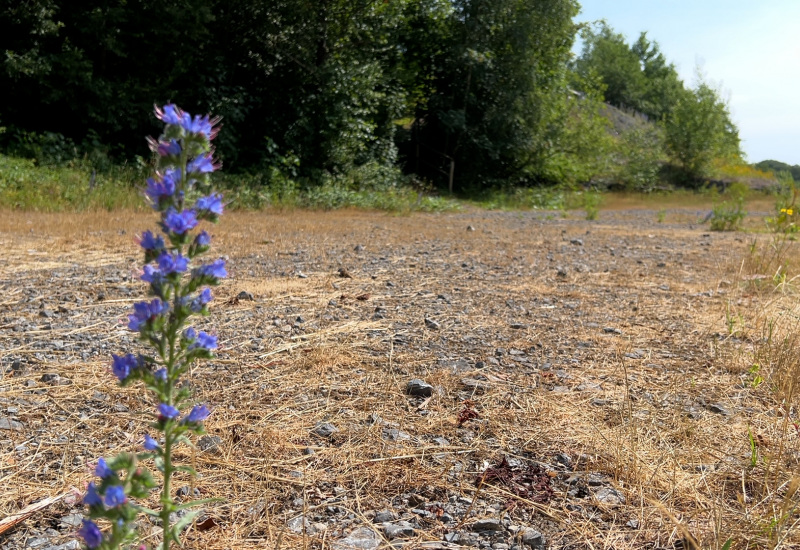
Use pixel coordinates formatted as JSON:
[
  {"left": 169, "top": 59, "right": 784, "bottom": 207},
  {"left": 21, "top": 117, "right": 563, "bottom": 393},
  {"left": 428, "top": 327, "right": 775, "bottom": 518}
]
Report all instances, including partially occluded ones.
[{"left": 0, "top": 208, "right": 786, "bottom": 549}]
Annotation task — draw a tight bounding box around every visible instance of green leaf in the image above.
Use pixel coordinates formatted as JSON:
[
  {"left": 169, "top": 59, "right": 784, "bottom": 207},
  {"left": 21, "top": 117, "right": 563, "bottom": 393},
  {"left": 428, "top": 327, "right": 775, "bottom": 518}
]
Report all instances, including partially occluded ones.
[{"left": 170, "top": 509, "right": 203, "bottom": 542}]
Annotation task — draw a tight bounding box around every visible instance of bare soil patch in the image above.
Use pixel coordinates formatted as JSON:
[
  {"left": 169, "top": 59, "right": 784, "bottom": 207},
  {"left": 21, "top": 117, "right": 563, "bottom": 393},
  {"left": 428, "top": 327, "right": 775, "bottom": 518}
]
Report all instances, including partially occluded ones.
[{"left": 0, "top": 208, "right": 793, "bottom": 549}]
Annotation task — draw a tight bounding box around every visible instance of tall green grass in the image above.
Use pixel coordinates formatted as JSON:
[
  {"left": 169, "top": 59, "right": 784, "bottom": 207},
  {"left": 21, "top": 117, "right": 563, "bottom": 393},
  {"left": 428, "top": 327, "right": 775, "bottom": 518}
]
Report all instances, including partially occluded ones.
[
  {"left": 0, "top": 154, "right": 461, "bottom": 213},
  {"left": 0, "top": 155, "right": 144, "bottom": 211}
]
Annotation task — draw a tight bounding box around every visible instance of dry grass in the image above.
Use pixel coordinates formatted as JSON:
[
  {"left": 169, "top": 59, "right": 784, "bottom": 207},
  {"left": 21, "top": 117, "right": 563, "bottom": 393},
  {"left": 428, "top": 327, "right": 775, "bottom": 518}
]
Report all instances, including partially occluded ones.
[{"left": 2, "top": 208, "right": 800, "bottom": 549}]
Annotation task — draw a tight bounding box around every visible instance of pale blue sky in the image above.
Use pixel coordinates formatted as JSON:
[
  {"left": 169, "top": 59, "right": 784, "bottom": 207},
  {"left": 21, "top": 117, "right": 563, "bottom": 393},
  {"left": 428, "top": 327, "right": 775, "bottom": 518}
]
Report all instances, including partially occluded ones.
[{"left": 574, "top": 1, "right": 800, "bottom": 165}]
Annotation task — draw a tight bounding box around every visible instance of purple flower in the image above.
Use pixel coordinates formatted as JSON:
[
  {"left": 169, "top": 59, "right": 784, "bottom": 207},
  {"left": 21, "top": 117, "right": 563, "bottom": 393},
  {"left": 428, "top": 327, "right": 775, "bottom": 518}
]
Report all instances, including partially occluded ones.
[
  {"left": 184, "top": 327, "right": 196, "bottom": 340},
  {"left": 195, "top": 193, "right": 224, "bottom": 216},
  {"left": 158, "top": 403, "right": 180, "bottom": 420},
  {"left": 190, "top": 288, "right": 213, "bottom": 312},
  {"left": 78, "top": 519, "right": 103, "bottom": 549},
  {"left": 180, "top": 112, "right": 218, "bottom": 138},
  {"left": 143, "top": 434, "right": 159, "bottom": 451},
  {"left": 157, "top": 251, "right": 189, "bottom": 275},
  {"left": 145, "top": 170, "right": 180, "bottom": 206},
  {"left": 155, "top": 103, "right": 183, "bottom": 125},
  {"left": 163, "top": 208, "right": 198, "bottom": 235},
  {"left": 138, "top": 230, "right": 165, "bottom": 251},
  {"left": 194, "top": 230, "right": 211, "bottom": 247},
  {"left": 154, "top": 368, "right": 167, "bottom": 381},
  {"left": 104, "top": 485, "right": 126, "bottom": 507},
  {"left": 195, "top": 259, "right": 227, "bottom": 279},
  {"left": 191, "top": 331, "right": 218, "bottom": 350},
  {"left": 95, "top": 458, "right": 113, "bottom": 479},
  {"left": 184, "top": 404, "right": 210, "bottom": 423},
  {"left": 198, "top": 287, "right": 212, "bottom": 303},
  {"left": 111, "top": 353, "right": 138, "bottom": 381},
  {"left": 128, "top": 299, "right": 169, "bottom": 332},
  {"left": 188, "top": 153, "right": 217, "bottom": 174},
  {"left": 83, "top": 482, "right": 103, "bottom": 507},
  {"left": 157, "top": 139, "right": 181, "bottom": 156},
  {"left": 141, "top": 265, "right": 163, "bottom": 284}
]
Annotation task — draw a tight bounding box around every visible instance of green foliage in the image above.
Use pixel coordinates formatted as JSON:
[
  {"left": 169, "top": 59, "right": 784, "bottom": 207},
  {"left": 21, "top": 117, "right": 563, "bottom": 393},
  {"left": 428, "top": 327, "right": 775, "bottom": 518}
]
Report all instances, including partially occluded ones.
[
  {"left": 574, "top": 23, "right": 684, "bottom": 120},
  {"left": 564, "top": 189, "right": 602, "bottom": 219},
  {"left": 756, "top": 159, "right": 800, "bottom": 183},
  {"left": 0, "top": 155, "right": 142, "bottom": 211},
  {"left": 470, "top": 186, "right": 568, "bottom": 211},
  {"left": 540, "top": 75, "right": 616, "bottom": 186},
  {"left": 765, "top": 175, "right": 798, "bottom": 233},
  {"left": 406, "top": 0, "right": 580, "bottom": 190},
  {"left": 612, "top": 124, "right": 666, "bottom": 192},
  {"left": 709, "top": 182, "right": 748, "bottom": 231},
  {"left": 0, "top": 1, "right": 748, "bottom": 196},
  {"left": 0, "top": 154, "right": 457, "bottom": 213},
  {"left": 663, "top": 76, "right": 742, "bottom": 183}
]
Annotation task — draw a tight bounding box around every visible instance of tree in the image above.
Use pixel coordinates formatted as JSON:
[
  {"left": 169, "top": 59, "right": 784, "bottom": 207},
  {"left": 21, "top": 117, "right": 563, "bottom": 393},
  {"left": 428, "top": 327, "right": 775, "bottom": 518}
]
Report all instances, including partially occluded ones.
[
  {"left": 574, "top": 23, "right": 683, "bottom": 121},
  {"left": 406, "top": 0, "right": 580, "bottom": 190},
  {"left": 662, "top": 77, "right": 741, "bottom": 182}
]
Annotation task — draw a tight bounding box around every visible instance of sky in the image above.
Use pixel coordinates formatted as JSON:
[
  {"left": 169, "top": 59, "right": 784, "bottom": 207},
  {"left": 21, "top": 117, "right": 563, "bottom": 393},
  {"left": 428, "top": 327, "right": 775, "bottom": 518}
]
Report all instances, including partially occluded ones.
[{"left": 574, "top": 1, "right": 800, "bottom": 165}]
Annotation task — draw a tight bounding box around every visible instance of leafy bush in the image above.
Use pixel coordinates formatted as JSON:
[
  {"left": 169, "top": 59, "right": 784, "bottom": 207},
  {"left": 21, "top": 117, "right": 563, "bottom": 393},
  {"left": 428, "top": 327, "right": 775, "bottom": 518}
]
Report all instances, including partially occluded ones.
[
  {"left": 709, "top": 182, "right": 748, "bottom": 231},
  {"left": 613, "top": 125, "right": 665, "bottom": 192}
]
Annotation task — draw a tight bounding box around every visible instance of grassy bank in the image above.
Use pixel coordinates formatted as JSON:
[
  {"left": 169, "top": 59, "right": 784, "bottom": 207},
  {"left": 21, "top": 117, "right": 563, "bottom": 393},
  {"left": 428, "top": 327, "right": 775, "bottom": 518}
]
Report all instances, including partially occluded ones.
[{"left": 0, "top": 154, "right": 791, "bottom": 223}]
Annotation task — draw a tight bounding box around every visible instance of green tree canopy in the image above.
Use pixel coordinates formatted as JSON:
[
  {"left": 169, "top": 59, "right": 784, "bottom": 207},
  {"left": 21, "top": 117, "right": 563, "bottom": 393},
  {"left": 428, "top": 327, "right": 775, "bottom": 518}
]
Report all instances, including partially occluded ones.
[
  {"left": 662, "top": 76, "right": 741, "bottom": 181},
  {"left": 574, "top": 23, "right": 683, "bottom": 120}
]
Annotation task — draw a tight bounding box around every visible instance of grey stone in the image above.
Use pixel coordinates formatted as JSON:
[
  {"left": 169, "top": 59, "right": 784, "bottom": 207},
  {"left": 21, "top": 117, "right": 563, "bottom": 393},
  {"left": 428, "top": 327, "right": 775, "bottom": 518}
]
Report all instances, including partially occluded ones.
[
  {"left": 313, "top": 422, "right": 338, "bottom": 438},
  {"left": 595, "top": 487, "right": 625, "bottom": 505},
  {"left": 586, "top": 473, "right": 607, "bottom": 486},
  {"left": 472, "top": 519, "right": 504, "bottom": 532},
  {"left": 237, "top": 291, "right": 254, "bottom": 301},
  {"left": 602, "top": 327, "right": 622, "bottom": 335},
  {"left": 288, "top": 515, "right": 316, "bottom": 535},
  {"left": 461, "top": 378, "right": 490, "bottom": 394},
  {"left": 467, "top": 225, "right": 475, "bottom": 232},
  {"left": 556, "top": 266, "right": 568, "bottom": 277},
  {"left": 42, "top": 542, "right": 81, "bottom": 550},
  {"left": 331, "top": 526, "right": 381, "bottom": 550},
  {"left": 59, "top": 514, "right": 84, "bottom": 527},
  {"left": 570, "top": 238, "right": 583, "bottom": 246},
  {"left": 40, "top": 373, "right": 62, "bottom": 385},
  {"left": 176, "top": 485, "right": 201, "bottom": 498},
  {"left": 0, "top": 417, "right": 23, "bottom": 431},
  {"left": 407, "top": 379, "right": 433, "bottom": 397},
  {"left": 424, "top": 318, "right": 440, "bottom": 330},
  {"left": 197, "top": 435, "right": 222, "bottom": 454},
  {"left": 708, "top": 403, "right": 731, "bottom": 416},
  {"left": 575, "top": 382, "right": 602, "bottom": 392},
  {"left": 383, "top": 521, "right": 415, "bottom": 539},
  {"left": 382, "top": 428, "right": 410, "bottom": 442},
  {"left": 521, "top": 528, "right": 545, "bottom": 550},
  {"left": 432, "top": 436, "right": 450, "bottom": 446},
  {"left": 554, "top": 453, "right": 572, "bottom": 469},
  {"left": 373, "top": 510, "right": 396, "bottom": 523}
]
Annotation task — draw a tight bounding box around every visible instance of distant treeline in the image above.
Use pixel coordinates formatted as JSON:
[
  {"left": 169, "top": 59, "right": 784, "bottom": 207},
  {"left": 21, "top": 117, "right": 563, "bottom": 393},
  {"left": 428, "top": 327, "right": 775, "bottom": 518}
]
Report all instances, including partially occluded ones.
[
  {"left": 755, "top": 160, "right": 800, "bottom": 182},
  {"left": 1, "top": 1, "right": 749, "bottom": 191}
]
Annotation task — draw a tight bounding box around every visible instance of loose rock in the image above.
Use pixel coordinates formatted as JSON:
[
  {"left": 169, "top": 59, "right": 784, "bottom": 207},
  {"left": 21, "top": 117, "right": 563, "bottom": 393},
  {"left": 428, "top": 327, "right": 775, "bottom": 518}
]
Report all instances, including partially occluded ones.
[
  {"left": 313, "top": 422, "right": 338, "bottom": 438},
  {"left": 331, "top": 526, "right": 381, "bottom": 550},
  {"left": 407, "top": 379, "right": 433, "bottom": 397}
]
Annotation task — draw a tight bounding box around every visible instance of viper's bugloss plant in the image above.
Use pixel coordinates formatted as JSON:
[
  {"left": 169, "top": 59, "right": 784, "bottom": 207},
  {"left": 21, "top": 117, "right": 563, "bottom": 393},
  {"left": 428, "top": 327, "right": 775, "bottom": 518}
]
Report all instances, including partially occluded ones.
[{"left": 79, "top": 104, "right": 225, "bottom": 550}]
